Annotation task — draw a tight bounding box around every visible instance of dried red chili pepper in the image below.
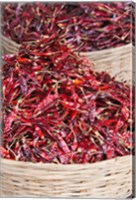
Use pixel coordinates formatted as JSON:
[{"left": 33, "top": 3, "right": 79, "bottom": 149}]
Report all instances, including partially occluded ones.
[
  {"left": 0, "top": 145, "right": 10, "bottom": 158},
  {"left": 1, "top": 35, "right": 134, "bottom": 164},
  {"left": 3, "top": 2, "right": 131, "bottom": 51}
]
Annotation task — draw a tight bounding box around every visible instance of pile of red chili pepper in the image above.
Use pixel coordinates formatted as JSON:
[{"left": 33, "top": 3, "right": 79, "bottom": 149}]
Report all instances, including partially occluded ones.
[
  {"left": 3, "top": 2, "right": 131, "bottom": 51},
  {"left": 1, "top": 35, "right": 134, "bottom": 164}
]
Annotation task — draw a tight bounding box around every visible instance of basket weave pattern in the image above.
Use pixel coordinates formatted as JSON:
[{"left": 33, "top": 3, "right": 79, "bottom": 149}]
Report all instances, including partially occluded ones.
[
  {"left": 0, "top": 35, "right": 20, "bottom": 54},
  {"left": 1, "top": 156, "right": 132, "bottom": 198},
  {"left": 81, "top": 44, "right": 132, "bottom": 84}
]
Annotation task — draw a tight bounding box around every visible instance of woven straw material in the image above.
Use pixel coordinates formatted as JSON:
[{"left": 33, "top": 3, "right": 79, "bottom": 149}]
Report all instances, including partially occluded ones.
[
  {"left": 0, "top": 156, "right": 132, "bottom": 198},
  {"left": 81, "top": 44, "right": 132, "bottom": 84},
  {"left": 0, "top": 35, "right": 20, "bottom": 54}
]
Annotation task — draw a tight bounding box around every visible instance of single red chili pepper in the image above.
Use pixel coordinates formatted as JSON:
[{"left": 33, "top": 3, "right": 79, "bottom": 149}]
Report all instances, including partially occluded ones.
[
  {"left": 34, "top": 92, "right": 58, "bottom": 115},
  {"left": 0, "top": 145, "right": 10, "bottom": 158},
  {"left": 106, "top": 146, "right": 115, "bottom": 159},
  {"left": 17, "top": 57, "right": 29, "bottom": 63},
  {"left": 34, "top": 125, "right": 45, "bottom": 139},
  {"left": 121, "top": 106, "right": 130, "bottom": 121}
]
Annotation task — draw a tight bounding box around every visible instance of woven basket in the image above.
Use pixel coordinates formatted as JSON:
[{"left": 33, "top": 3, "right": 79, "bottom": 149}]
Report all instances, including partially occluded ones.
[
  {"left": 0, "top": 35, "right": 133, "bottom": 198},
  {"left": 1, "top": 156, "right": 132, "bottom": 198}
]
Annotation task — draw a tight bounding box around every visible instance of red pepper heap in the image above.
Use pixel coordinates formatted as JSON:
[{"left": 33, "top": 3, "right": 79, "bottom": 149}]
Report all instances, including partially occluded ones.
[
  {"left": 1, "top": 35, "right": 134, "bottom": 164},
  {"left": 3, "top": 2, "right": 131, "bottom": 51}
]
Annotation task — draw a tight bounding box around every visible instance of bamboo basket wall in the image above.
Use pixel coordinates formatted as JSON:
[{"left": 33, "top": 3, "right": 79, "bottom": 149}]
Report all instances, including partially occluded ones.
[{"left": 0, "top": 36, "right": 133, "bottom": 198}]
